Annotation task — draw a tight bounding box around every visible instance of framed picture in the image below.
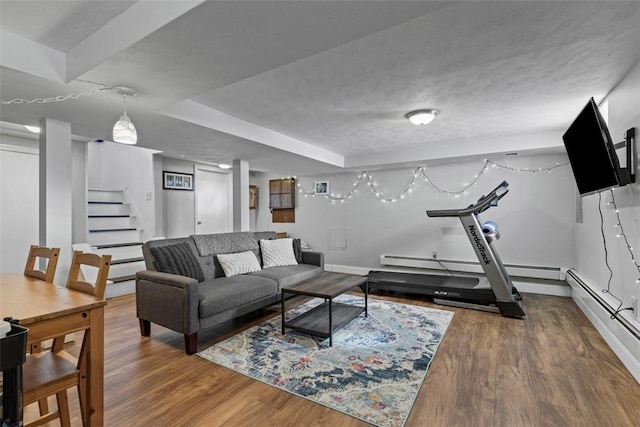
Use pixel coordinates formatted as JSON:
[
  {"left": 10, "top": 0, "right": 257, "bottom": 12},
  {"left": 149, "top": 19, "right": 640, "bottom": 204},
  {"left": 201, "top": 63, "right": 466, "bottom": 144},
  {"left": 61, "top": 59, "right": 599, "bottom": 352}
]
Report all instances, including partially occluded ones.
[
  {"left": 163, "top": 171, "right": 194, "bottom": 191},
  {"left": 315, "top": 181, "right": 329, "bottom": 195}
]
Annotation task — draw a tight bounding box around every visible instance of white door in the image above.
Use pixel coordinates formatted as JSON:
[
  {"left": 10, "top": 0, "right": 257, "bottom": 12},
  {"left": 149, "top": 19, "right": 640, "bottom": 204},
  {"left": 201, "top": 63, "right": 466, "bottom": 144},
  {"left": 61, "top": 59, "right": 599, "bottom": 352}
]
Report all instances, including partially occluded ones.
[{"left": 195, "top": 168, "right": 230, "bottom": 234}]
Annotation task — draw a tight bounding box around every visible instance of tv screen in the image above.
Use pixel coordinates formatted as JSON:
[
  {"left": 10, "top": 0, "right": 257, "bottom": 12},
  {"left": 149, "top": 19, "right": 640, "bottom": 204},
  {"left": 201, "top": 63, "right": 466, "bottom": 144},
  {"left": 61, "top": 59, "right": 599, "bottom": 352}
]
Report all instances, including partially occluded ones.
[{"left": 562, "top": 98, "right": 626, "bottom": 196}]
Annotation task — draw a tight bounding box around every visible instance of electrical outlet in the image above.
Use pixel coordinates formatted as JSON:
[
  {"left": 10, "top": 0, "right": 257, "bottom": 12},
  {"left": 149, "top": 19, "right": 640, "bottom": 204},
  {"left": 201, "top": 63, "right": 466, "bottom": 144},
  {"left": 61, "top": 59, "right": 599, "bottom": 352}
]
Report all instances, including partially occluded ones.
[
  {"left": 432, "top": 250, "right": 438, "bottom": 259},
  {"left": 632, "top": 297, "right": 638, "bottom": 317}
]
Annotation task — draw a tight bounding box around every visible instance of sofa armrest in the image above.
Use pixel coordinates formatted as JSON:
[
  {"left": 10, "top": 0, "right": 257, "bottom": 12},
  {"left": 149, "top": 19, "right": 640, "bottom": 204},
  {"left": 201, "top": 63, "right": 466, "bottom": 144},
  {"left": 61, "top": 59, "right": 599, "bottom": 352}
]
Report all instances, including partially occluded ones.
[
  {"left": 301, "top": 251, "right": 324, "bottom": 269},
  {"left": 135, "top": 270, "right": 200, "bottom": 335}
]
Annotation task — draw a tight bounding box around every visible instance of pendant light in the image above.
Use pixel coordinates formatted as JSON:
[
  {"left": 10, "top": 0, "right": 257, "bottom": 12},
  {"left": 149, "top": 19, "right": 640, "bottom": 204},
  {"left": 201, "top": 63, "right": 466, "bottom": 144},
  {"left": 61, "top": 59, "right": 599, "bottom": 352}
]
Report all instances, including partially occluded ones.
[{"left": 113, "top": 86, "right": 137, "bottom": 145}]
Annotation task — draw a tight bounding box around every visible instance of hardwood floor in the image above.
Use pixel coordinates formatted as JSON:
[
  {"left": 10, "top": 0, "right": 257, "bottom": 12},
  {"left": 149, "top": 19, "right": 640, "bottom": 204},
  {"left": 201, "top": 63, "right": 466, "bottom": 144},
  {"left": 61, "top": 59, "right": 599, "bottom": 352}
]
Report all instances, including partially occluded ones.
[{"left": 25, "top": 292, "right": 640, "bottom": 426}]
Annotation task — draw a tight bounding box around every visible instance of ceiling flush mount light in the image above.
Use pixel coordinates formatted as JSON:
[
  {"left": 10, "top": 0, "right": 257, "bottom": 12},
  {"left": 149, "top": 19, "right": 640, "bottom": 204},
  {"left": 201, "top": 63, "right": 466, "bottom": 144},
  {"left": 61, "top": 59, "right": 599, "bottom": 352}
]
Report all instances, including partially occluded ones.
[
  {"left": 218, "top": 163, "right": 232, "bottom": 170},
  {"left": 405, "top": 109, "right": 439, "bottom": 126},
  {"left": 112, "top": 86, "right": 137, "bottom": 145}
]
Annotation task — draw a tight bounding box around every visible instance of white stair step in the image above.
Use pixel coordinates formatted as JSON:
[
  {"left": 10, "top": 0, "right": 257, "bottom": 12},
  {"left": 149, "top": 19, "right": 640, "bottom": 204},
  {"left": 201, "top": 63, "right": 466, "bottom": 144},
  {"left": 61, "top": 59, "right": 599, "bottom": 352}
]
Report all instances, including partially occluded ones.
[
  {"left": 88, "top": 203, "right": 130, "bottom": 216},
  {"left": 87, "top": 189, "right": 124, "bottom": 203},
  {"left": 93, "top": 244, "right": 144, "bottom": 260},
  {"left": 88, "top": 216, "right": 136, "bottom": 230},
  {"left": 88, "top": 229, "right": 142, "bottom": 245},
  {"left": 108, "top": 260, "right": 146, "bottom": 278},
  {"left": 104, "top": 279, "right": 135, "bottom": 299}
]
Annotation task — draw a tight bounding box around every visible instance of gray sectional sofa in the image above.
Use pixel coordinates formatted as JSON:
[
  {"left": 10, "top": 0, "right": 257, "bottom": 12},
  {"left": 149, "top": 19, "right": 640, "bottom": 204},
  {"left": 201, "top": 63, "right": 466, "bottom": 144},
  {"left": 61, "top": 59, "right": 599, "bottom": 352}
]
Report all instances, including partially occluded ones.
[{"left": 136, "top": 231, "right": 324, "bottom": 354}]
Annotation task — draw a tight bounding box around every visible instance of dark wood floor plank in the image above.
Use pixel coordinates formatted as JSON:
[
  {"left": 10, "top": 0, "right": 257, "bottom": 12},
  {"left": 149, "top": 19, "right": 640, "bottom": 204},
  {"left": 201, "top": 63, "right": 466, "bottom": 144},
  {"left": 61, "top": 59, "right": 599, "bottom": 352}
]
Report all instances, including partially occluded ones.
[{"left": 23, "top": 292, "right": 640, "bottom": 426}]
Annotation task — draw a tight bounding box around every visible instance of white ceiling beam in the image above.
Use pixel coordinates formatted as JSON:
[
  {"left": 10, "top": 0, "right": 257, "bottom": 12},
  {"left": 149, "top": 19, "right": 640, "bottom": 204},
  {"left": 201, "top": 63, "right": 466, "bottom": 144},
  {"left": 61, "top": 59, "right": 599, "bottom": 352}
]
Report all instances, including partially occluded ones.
[
  {"left": 160, "top": 100, "right": 345, "bottom": 168},
  {"left": 345, "top": 131, "right": 565, "bottom": 169},
  {"left": 65, "top": 0, "right": 206, "bottom": 82},
  {"left": 0, "top": 29, "right": 65, "bottom": 82}
]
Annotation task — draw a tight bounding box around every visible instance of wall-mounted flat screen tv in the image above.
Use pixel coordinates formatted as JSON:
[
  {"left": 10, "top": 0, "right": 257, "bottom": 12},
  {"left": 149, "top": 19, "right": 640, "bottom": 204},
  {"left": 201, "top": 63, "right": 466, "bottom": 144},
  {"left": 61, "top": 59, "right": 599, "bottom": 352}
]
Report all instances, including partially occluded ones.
[{"left": 562, "top": 98, "right": 629, "bottom": 196}]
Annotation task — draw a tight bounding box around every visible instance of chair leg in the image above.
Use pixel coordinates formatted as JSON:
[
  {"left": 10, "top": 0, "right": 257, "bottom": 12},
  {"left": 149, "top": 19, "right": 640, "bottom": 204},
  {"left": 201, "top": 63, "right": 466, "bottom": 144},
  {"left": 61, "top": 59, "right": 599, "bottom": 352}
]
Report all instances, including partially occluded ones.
[
  {"left": 56, "top": 390, "right": 71, "bottom": 427},
  {"left": 37, "top": 397, "right": 49, "bottom": 416},
  {"left": 139, "top": 319, "right": 151, "bottom": 336},
  {"left": 185, "top": 333, "right": 197, "bottom": 355}
]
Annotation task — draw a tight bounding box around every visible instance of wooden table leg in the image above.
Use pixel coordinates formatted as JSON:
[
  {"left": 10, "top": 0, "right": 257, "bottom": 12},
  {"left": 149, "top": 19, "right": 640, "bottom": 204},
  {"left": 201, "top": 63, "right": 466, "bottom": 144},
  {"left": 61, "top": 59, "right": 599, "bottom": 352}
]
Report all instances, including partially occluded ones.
[{"left": 85, "top": 306, "right": 104, "bottom": 426}]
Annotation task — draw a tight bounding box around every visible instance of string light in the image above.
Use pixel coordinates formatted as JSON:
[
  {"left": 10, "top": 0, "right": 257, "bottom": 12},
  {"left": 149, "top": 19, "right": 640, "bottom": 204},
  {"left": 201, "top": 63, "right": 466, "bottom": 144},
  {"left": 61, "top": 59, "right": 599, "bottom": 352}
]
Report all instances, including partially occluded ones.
[
  {"left": 486, "top": 160, "right": 567, "bottom": 173},
  {"left": 296, "top": 159, "right": 570, "bottom": 202},
  {"left": 1, "top": 84, "right": 110, "bottom": 105},
  {"left": 608, "top": 189, "right": 640, "bottom": 284}
]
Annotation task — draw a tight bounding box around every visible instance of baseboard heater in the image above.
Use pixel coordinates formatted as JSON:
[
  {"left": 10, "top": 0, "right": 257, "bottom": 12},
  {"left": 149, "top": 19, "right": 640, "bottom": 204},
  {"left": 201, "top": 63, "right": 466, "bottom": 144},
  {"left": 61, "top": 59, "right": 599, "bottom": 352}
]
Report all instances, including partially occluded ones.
[
  {"left": 380, "top": 255, "right": 565, "bottom": 281},
  {"left": 566, "top": 269, "right": 640, "bottom": 342}
]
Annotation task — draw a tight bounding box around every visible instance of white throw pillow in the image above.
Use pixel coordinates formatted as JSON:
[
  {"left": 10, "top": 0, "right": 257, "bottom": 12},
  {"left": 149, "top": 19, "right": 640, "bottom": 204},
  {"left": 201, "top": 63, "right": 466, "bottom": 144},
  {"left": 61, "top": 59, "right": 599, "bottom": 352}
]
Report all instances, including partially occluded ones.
[
  {"left": 216, "top": 251, "right": 261, "bottom": 277},
  {"left": 260, "top": 238, "right": 298, "bottom": 268}
]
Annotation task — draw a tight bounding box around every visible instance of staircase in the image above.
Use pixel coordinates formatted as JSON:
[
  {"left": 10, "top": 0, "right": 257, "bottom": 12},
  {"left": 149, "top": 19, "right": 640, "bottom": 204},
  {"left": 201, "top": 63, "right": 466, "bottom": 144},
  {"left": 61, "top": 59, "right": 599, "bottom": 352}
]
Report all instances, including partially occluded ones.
[{"left": 86, "top": 189, "right": 147, "bottom": 298}]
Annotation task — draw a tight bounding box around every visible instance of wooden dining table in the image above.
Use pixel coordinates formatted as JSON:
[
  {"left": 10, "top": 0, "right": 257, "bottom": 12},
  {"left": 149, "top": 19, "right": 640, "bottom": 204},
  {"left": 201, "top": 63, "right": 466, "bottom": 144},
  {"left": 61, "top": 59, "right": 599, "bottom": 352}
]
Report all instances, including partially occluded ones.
[{"left": 0, "top": 273, "right": 107, "bottom": 426}]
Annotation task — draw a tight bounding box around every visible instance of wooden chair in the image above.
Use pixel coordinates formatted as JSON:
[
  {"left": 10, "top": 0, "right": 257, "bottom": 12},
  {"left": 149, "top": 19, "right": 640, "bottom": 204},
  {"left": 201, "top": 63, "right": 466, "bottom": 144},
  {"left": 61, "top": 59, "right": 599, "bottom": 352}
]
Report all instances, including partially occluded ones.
[
  {"left": 65, "top": 250, "right": 112, "bottom": 300},
  {"left": 24, "top": 245, "right": 61, "bottom": 356},
  {"left": 23, "top": 250, "right": 111, "bottom": 427},
  {"left": 24, "top": 244, "right": 60, "bottom": 283}
]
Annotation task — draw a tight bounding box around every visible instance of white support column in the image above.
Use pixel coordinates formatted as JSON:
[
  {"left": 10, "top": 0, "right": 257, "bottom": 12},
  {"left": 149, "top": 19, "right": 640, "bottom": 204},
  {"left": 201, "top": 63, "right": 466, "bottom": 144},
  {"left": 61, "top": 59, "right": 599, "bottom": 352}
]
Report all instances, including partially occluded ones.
[
  {"left": 232, "top": 160, "right": 250, "bottom": 231},
  {"left": 39, "top": 118, "right": 73, "bottom": 285}
]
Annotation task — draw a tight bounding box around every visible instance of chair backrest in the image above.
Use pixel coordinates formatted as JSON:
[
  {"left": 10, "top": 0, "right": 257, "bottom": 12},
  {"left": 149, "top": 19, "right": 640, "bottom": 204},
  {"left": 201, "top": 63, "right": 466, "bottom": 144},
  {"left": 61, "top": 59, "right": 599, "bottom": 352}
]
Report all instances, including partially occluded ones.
[
  {"left": 24, "top": 245, "right": 60, "bottom": 283},
  {"left": 66, "top": 250, "right": 111, "bottom": 300}
]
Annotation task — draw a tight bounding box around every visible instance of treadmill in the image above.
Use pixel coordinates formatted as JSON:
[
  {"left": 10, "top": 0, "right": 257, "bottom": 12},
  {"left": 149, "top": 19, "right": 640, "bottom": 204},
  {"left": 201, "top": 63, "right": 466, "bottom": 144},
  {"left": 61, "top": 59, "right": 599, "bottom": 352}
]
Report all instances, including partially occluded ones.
[{"left": 368, "top": 181, "right": 525, "bottom": 319}]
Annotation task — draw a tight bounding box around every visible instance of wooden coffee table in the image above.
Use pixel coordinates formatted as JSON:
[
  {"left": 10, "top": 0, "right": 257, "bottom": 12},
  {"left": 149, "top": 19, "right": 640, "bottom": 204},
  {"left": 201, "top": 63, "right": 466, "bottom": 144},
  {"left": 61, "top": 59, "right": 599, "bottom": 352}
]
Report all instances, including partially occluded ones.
[{"left": 281, "top": 272, "right": 368, "bottom": 346}]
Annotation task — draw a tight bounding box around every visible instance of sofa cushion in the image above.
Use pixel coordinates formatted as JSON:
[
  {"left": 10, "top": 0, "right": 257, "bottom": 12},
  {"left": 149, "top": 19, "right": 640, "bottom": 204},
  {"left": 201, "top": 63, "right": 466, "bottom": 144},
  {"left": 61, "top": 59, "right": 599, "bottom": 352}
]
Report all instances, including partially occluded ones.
[
  {"left": 250, "top": 264, "right": 323, "bottom": 289},
  {"left": 150, "top": 242, "right": 205, "bottom": 282},
  {"left": 260, "top": 238, "right": 298, "bottom": 268},
  {"left": 198, "top": 276, "right": 278, "bottom": 318},
  {"left": 216, "top": 251, "right": 261, "bottom": 277},
  {"left": 191, "top": 232, "right": 258, "bottom": 256}
]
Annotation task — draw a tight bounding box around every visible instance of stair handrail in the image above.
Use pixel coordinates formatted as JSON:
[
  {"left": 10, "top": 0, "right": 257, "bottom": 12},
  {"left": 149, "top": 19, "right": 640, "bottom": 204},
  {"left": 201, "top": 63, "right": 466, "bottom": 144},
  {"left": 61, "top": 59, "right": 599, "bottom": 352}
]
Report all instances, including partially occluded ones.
[{"left": 121, "top": 187, "right": 154, "bottom": 243}]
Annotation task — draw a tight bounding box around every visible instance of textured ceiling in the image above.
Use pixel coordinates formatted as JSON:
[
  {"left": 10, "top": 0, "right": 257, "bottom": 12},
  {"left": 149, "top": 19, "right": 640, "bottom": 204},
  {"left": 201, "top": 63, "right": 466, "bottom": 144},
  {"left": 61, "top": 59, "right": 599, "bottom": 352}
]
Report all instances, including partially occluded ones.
[
  {"left": 0, "top": 0, "right": 136, "bottom": 52},
  {"left": 1, "top": 1, "right": 639, "bottom": 176}
]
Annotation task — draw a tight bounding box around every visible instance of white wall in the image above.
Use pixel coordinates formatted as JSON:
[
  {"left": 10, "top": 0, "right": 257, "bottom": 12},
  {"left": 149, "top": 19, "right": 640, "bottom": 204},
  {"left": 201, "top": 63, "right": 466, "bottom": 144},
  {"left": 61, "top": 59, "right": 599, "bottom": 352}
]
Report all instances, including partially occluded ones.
[
  {"left": 1, "top": 135, "right": 92, "bottom": 277},
  {"left": 71, "top": 140, "right": 87, "bottom": 244},
  {"left": 161, "top": 158, "right": 196, "bottom": 238},
  {"left": 253, "top": 151, "right": 575, "bottom": 271},
  {"left": 87, "top": 140, "right": 156, "bottom": 239},
  {"left": 572, "top": 60, "right": 640, "bottom": 380},
  {"left": 249, "top": 171, "right": 268, "bottom": 231},
  {"left": 0, "top": 136, "right": 39, "bottom": 273},
  {"left": 575, "top": 61, "right": 640, "bottom": 298},
  {"left": 153, "top": 155, "right": 165, "bottom": 237}
]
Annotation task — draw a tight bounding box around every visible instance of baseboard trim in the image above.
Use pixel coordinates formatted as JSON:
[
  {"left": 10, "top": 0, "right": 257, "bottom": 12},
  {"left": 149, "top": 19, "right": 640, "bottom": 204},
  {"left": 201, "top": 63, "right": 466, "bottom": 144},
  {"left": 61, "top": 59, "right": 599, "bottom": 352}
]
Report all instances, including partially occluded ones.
[
  {"left": 324, "top": 264, "right": 570, "bottom": 297},
  {"left": 512, "top": 280, "right": 571, "bottom": 297},
  {"left": 566, "top": 270, "right": 640, "bottom": 384}
]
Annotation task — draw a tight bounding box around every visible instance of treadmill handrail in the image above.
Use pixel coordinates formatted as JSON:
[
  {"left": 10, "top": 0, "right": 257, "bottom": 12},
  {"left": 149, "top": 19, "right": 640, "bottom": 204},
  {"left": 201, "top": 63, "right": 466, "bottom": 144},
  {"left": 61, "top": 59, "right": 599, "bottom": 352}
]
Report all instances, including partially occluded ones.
[{"left": 426, "top": 181, "right": 509, "bottom": 217}]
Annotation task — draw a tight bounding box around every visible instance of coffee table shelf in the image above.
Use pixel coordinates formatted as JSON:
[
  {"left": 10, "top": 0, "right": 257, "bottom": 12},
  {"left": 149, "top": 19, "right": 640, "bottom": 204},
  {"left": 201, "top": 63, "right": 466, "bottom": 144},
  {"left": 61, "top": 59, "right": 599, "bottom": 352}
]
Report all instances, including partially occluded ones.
[
  {"left": 281, "top": 272, "right": 368, "bottom": 346},
  {"left": 284, "top": 301, "right": 364, "bottom": 337}
]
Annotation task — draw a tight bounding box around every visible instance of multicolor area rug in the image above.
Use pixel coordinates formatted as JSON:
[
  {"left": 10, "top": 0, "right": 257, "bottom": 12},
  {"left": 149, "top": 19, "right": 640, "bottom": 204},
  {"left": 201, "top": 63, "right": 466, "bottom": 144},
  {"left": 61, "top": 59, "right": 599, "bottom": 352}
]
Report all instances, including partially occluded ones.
[{"left": 198, "top": 295, "right": 454, "bottom": 427}]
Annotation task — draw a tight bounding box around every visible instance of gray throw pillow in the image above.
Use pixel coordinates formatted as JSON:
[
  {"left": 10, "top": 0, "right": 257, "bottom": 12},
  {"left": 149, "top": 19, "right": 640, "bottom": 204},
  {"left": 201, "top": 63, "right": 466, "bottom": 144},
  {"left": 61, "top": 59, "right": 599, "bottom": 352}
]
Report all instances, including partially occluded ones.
[
  {"left": 150, "top": 242, "right": 205, "bottom": 282},
  {"left": 292, "top": 238, "right": 303, "bottom": 263}
]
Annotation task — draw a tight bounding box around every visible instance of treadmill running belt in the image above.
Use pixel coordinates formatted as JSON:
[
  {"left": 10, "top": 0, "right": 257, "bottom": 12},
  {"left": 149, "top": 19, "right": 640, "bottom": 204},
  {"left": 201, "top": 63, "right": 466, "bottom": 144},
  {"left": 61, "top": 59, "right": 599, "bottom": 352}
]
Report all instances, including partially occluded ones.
[{"left": 368, "top": 270, "right": 479, "bottom": 289}]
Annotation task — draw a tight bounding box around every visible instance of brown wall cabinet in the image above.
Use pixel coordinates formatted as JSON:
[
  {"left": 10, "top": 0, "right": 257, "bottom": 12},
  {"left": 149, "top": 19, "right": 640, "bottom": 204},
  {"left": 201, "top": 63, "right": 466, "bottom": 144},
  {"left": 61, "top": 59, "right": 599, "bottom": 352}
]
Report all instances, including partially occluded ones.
[{"left": 269, "top": 178, "right": 295, "bottom": 223}]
